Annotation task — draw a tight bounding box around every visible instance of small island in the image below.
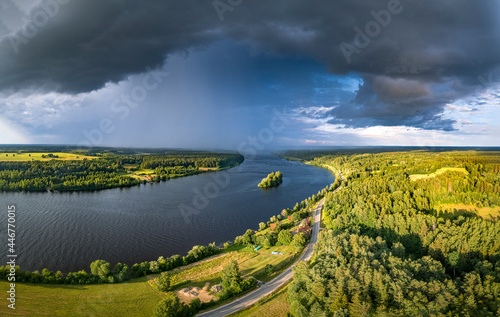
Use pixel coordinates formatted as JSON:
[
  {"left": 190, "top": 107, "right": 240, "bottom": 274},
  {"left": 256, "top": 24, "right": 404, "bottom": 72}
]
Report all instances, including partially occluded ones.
[{"left": 258, "top": 171, "right": 283, "bottom": 189}]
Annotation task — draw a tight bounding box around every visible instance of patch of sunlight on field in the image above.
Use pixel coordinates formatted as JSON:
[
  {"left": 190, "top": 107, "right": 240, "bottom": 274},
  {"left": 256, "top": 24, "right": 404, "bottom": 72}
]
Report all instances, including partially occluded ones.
[
  {"left": 170, "top": 252, "right": 255, "bottom": 288},
  {"left": 436, "top": 203, "right": 500, "bottom": 220},
  {"left": 0, "top": 152, "right": 97, "bottom": 161},
  {"left": 409, "top": 167, "right": 469, "bottom": 181},
  {"left": 148, "top": 252, "right": 256, "bottom": 291},
  {"left": 229, "top": 286, "right": 290, "bottom": 317},
  {"left": 239, "top": 246, "right": 298, "bottom": 282}
]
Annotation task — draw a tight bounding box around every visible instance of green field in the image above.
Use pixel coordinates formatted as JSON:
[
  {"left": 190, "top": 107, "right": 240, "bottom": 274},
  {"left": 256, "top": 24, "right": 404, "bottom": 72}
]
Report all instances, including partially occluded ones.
[
  {"left": 229, "top": 285, "right": 290, "bottom": 317},
  {"left": 409, "top": 167, "right": 469, "bottom": 181},
  {"left": 239, "top": 246, "right": 298, "bottom": 282},
  {"left": 149, "top": 246, "right": 299, "bottom": 290},
  {"left": 0, "top": 152, "right": 97, "bottom": 161},
  {"left": 148, "top": 252, "right": 256, "bottom": 290},
  {"left": 0, "top": 277, "right": 164, "bottom": 316}
]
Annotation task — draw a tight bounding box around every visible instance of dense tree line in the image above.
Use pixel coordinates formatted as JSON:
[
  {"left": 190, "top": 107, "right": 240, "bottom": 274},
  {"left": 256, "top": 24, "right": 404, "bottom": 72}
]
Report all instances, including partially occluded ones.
[
  {"left": 123, "top": 153, "right": 243, "bottom": 170},
  {"left": 0, "top": 151, "right": 243, "bottom": 191},
  {"left": 287, "top": 150, "right": 500, "bottom": 316},
  {"left": 0, "top": 159, "right": 138, "bottom": 191},
  {"left": 258, "top": 171, "right": 283, "bottom": 188}
]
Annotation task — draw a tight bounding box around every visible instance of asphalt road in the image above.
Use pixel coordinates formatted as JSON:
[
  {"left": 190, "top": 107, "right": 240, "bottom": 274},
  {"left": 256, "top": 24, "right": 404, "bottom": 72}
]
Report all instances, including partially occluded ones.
[{"left": 197, "top": 199, "right": 326, "bottom": 317}]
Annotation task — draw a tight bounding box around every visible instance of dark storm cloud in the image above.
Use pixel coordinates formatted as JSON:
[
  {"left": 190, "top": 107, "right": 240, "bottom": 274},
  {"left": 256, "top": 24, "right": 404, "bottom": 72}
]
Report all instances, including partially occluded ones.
[
  {"left": 0, "top": 0, "right": 499, "bottom": 129},
  {"left": 0, "top": 0, "right": 224, "bottom": 92},
  {"left": 221, "top": 0, "right": 500, "bottom": 130},
  {"left": 327, "top": 74, "right": 456, "bottom": 131}
]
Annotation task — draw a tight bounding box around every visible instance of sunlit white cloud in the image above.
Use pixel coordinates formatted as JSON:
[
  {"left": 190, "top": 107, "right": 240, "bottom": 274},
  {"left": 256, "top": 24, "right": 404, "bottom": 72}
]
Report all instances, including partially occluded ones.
[
  {"left": 0, "top": 116, "right": 32, "bottom": 144},
  {"left": 285, "top": 83, "right": 500, "bottom": 147}
]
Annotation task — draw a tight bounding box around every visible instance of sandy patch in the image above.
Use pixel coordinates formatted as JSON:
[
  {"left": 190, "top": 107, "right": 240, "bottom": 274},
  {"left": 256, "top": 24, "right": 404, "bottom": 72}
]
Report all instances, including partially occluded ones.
[{"left": 176, "top": 283, "right": 217, "bottom": 304}]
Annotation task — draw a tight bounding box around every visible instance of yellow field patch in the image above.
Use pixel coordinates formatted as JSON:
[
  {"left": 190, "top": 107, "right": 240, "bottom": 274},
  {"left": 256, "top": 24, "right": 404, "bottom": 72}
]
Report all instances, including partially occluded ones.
[
  {"left": 436, "top": 203, "right": 500, "bottom": 220},
  {"left": 198, "top": 167, "right": 219, "bottom": 171},
  {"left": 0, "top": 152, "right": 98, "bottom": 161},
  {"left": 409, "top": 167, "right": 469, "bottom": 181},
  {"left": 229, "top": 285, "right": 290, "bottom": 317}
]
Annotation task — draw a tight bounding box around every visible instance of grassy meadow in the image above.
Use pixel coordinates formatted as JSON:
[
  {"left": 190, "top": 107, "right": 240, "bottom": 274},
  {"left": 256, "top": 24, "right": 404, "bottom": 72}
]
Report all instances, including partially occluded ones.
[
  {"left": 229, "top": 286, "right": 290, "bottom": 317},
  {"left": 0, "top": 277, "right": 164, "bottom": 316}
]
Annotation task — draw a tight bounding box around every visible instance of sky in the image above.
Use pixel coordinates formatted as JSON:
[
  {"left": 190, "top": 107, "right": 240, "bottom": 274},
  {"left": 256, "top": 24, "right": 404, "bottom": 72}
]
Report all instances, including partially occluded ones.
[{"left": 0, "top": 0, "right": 499, "bottom": 149}]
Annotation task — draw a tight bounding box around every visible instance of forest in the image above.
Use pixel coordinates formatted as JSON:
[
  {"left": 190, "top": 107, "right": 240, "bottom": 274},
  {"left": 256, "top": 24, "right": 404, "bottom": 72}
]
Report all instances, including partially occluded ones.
[
  {"left": 0, "top": 147, "right": 243, "bottom": 191},
  {"left": 284, "top": 150, "right": 500, "bottom": 316},
  {"left": 258, "top": 171, "right": 284, "bottom": 188}
]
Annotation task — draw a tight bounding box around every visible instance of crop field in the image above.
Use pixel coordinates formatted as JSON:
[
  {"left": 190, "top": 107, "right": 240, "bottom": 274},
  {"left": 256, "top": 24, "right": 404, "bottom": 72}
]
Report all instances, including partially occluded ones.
[{"left": 0, "top": 152, "right": 97, "bottom": 161}]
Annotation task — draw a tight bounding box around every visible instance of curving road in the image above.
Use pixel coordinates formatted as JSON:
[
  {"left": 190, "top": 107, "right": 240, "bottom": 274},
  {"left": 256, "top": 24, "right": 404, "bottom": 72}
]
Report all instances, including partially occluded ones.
[{"left": 197, "top": 198, "right": 325, "bottom": 317}]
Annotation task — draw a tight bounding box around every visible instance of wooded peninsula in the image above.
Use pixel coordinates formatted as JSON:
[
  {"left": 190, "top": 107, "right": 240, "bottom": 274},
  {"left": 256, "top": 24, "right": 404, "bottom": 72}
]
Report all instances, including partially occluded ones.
[{"left": 0, "top": 146, "right": 244, "bottom": 191}]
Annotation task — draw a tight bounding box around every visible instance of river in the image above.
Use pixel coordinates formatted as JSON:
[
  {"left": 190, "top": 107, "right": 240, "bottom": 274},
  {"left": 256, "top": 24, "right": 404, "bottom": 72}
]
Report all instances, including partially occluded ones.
[{"left": 0, "top": 155, "right": 334, "bottom": 273}]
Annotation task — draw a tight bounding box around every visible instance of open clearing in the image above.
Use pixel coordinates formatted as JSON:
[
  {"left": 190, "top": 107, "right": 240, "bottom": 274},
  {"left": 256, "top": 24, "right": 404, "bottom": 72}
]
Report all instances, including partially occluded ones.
[
  {"left": 176, "top": 283, "right": 216, "bottom": 304},
  {"left": 0, "top": 277, "right": 163, "bottom": 316},
  {"left": 436, "top": 203, "right": 500, "bottom": 220},
  {"left": 409, "top": 167, "right": 469, "bottom": 181},
  {"left": 0, "top": 152, "right": 98, "bottom": 161},
  {"left": 228, "top": 285, "right": 290, "bottom": 317},
  {"left": 239, "top": 246, "right": 298, "bottom": 282}
]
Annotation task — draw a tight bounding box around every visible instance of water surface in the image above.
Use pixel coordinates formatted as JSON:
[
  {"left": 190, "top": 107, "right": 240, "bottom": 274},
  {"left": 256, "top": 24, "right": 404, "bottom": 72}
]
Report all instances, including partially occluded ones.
[{"left": 0, "top": 155, "right": 334, "bottom": 272}]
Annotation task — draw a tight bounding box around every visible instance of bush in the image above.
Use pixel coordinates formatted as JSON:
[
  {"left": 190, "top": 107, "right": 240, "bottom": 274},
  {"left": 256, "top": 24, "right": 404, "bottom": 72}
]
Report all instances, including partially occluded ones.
[
  {"left": 90, "top": 260, "right": 111, "bottom": 281},
  {"left": 189, "top": 297, "right": 202, "bottom": 310},
  {"left": 291, "top": 233, "right": 307, "bottom": 248},
  {"left": 277, "top": 230, "right": 293, "bottom": 246},
  {"left": 241, "top": 277, "right": 257, "bottom": 291},
  {"left": 157, "top": 272, "right": 171, "bottom": 292},
  {"left": 153, "top": 293, "right": 191, "bottom": 317},
  {"left": 265, "top": 264, "right": 274, "bottom": 275}
]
